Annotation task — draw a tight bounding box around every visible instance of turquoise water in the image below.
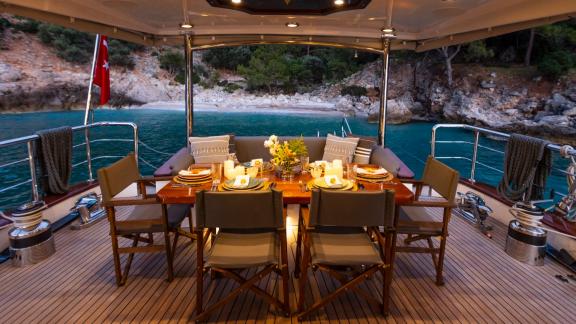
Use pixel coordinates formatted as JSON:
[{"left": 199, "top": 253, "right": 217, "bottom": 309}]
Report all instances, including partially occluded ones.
[{"left": 0, "top": 109, "right": 570, "bottom": 210}]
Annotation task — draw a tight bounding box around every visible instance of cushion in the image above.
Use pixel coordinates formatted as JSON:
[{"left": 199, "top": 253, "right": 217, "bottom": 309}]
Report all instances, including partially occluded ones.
[
  {"left": 310, "top": 232, "right": 382, "bottom": 265},
  {"left": 398, "top": 206, "right": 444, "bottom": 235},
  {"left": 206, "top": 232, "right": 278, "bottom": 268},
  {"left": 115, "top": 203, "right": 191, "bottom": 234},
  {"left": 353, "top": 137, "right": 376, "bottom": 164},
  {"left": 322, "top": 134, "right": 360, "bottom": 162},
  {"left": 189, "top": 135, "right": 230, "bottom": 163}
]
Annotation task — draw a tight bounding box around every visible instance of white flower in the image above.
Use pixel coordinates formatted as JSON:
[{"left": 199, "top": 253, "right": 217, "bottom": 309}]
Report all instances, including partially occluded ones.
[
  {"left": 270, "top": 135, "right": 278, "bottom": 143},
  {"left": 264, "top": 140, "right": 271, "bottom": 148}
]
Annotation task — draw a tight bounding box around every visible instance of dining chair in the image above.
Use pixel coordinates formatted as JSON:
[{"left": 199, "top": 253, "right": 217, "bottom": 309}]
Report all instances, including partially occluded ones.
[
  {"left": 297, "top": 189, "right": 396, "bottom": 319},
  {"left": 193, "top": 189, "right": 290, "bottom": 321},
  {"left": 396, "top": 156, "right": 459, "bottom": 285},
  {"left": 98, "top": 153, "right": 193, "bottom": 286}
]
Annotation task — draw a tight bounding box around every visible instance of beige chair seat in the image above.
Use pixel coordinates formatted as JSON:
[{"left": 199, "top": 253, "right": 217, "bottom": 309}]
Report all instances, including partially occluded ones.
[
  {"left": 206, "top": 232, "right": 279, "bottom": 268},
  {"left": 310, "top": 232, "right": 382, "bottom": 266},
  {"left": 115, "top": 204, "right": 190, "bottom": 234},
  {"left": 398, "top": 206, "right": 443, "bottom": 236}
]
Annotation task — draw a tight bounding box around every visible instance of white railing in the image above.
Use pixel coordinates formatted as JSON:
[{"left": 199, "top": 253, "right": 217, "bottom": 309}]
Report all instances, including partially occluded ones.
[
  {"left": 431, "top": 124, "right": 576, "bottom": 197},
  {"left": 0, "top": 121, "right": 138, "bottom": 202}
]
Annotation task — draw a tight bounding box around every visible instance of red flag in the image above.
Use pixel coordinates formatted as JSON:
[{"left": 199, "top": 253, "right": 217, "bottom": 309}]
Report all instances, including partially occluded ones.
[{"left": 93, "top": 35, "right": 110, "bottom": 105}]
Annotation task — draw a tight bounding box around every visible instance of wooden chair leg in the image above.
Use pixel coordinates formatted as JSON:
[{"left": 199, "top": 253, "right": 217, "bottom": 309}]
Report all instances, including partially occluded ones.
[
  {"left": 280, "top": 229, "right": 291, "bottom": 315},
  {"left": 121, "top": 233, "right": 140, "bottom": 286},
  {"left": 294, "top": 205, "right": 304, "bottom": 278},
  {"left": 297, "top": 234, "right": 310, "bottom": 313},
  {"left": 161, "top": 205, "right": 174, "bottom": 282},
  {"left": 187, "top": 211, "right": 195, "bottom": 243},
  {"left": 195, "top": 230, "right": 204, "bottom": 316},
  {"left": 427, "top": 237, "right": 438, "bottom": 267},
  {"left": 172, "top": 231, "right": 180, "bottom": 260},
  {"left": 148, "top": 232, "right": 154, "bottom": 245},
  {"left": 110, "top": 233, "right": 123, "bottom": 287},
  {"left": 436, "top": 234, "right": 448, "bottom": 286}
]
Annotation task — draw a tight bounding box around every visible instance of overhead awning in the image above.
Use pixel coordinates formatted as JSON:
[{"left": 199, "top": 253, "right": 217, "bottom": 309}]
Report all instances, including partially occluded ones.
[{"left": 1, "top": 0, "right": 574, "bottom": 51}]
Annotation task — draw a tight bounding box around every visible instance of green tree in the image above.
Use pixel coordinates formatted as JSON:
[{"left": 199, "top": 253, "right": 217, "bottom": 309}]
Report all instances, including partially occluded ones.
[
  {"left": 238, "top": 46, "right": 290, "bottom": 92},
  {"left": 538, "top": 50, "right": 576, "bottom": 79},
  {"left": 203, "top": 46, "right": 253, "bottom": 70},
  {"left": 464, "top": 40, "right": 494, "bottom": 62}
]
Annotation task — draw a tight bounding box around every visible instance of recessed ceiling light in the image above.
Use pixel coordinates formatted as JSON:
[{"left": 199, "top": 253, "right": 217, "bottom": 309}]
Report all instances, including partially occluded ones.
[
  {"left": 231, "top": 0, "right": 242, "bottom": 4},
  {"left": 286, "top": 22, "right": 299, "bottom": 28},
  {"left": 334, "top": 0, "right": 345, "bottom": 5},
  {"left": 180, "top": 22, "right": 193, "bottom": 29},
  {"left": 368, "top": 17, "right": 376, "bottom": 21}
]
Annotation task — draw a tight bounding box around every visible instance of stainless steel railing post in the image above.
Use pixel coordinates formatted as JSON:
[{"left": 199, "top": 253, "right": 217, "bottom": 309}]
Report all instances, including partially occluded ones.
[
  {"left": 470, "top": 130, "right": 480, "bottom": 182},
  {"left": 133, "top": 124, "right": 139, "bottom": 169},
  {"left": 85, "top": 128, "right": 94, "bottom": 182},
  {"left": 430, "top": 127, "right": 437, "bottom": 157},
  {"left": 27, "top": 141, "right": 40, "bottom": 202}
]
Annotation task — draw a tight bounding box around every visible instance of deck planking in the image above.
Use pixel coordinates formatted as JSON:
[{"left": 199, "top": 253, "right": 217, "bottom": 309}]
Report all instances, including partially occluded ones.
[{"left": 0, "top": 205, "right": 575, "bottom": 323}]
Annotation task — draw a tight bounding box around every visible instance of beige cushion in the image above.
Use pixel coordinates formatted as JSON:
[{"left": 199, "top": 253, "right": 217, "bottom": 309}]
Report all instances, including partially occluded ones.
[
  {"left": 206, "top": 232, "right": 278, "bottom": 268},
  {"left": 310, "top": 232, "right": 382, "bottom": 265},
  {"left": 398, "top": 206, "right": 443, "bottom": 235},
  {"left": 114, "top": 183, "right": 155, "bottom": 198},
  {"left": 189, "top": 135, "right": 230, "bottom": 163},
  {"left": 115, "top": 203, "right": 190, "bottom": 234},
  {"left": 322, "top": 134, "right": 360, "bottom": 162},
  {"left": 353, "top": 137, "right": 376, "bottom": 164}
]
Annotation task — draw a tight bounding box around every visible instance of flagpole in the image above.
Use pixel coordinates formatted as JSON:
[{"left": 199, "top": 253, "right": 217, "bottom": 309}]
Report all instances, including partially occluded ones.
[
  {"left": 84, "top": 34, "right": 100, "bottom": 126},
  {"left": 84, "top": 34, "right": 100, "bottom": 182}
]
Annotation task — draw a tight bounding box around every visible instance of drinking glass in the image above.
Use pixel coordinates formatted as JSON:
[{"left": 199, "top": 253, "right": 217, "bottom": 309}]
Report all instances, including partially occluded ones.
[
  {"left": 301, "top": 156, "right": 310, "bottom": 174},
  {"left": 311, "top": 166, "right": 322, "bottom": 178},
  {"left": 247, "top": 166, "right": 258, "bottom": 178},
  {"left": 211, "top": 163, "right": 222, "bottom": 180}
]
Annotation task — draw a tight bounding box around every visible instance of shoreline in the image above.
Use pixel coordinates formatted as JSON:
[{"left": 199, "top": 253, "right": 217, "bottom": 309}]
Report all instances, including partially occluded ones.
[{"left": 0, "top": 101, "right": 345, "bottom": 116}]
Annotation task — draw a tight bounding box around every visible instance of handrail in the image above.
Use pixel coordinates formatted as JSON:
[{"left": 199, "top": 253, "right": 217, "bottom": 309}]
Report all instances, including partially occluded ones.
[
  {"left": 431, "top": 123, "right": 576, "bottom": 197},
  {"left": 0, "top": 121, "right": 138, "bottom": 203}
]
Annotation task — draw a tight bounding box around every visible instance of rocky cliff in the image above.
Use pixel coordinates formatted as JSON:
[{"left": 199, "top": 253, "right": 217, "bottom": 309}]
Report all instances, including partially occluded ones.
[{"left": 1, "top": 27, "right": 575, "bottom": 143}]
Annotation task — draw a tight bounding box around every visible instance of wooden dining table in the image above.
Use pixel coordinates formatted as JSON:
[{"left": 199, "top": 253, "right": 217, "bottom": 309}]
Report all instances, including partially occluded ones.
[{"left": 156, "top": 164, "right": 414, "bottom": 206}]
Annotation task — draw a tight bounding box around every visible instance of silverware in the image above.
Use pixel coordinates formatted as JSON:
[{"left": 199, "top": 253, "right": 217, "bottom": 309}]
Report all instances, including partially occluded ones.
[{"left": 211, "top": 179, "right": 221, "bottom": 192}]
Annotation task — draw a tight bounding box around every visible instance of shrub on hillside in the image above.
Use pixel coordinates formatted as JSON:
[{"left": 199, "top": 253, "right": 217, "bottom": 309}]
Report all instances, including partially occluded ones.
[
  {"left": 464, "top": 41, "right": 494, "bottom": 62},
  {"left": 38, "top": 24, "right": 94, "bottom": 63},
  {"left": 341, "top": 85, "right": 367, "bottom": 97},
  {"left": 538, "top": 50, "right": 576, "bottom": 78},
  {"left": 203, "top": 46, "right": 252, "bottom": 70},
  {"left": 13, "top": 18, "right": 40, "bottom": 33}
]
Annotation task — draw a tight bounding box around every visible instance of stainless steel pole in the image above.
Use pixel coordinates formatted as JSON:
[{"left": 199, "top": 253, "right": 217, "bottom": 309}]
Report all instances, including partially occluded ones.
[
  {"left": 84, "top": 34, "right": 100, "bottom": 125},
  {"left": 84, "top": 34, "right": 100, "bottom": 182},
  {"left": 470, "top": 131, "right": 480, "bottom": 182},
  {"left": 184, "top": 35, "right": 194, "bottom": 151},
  {"left": 378, "top": 38, "right": 391, "bottom": 147},
  {"left": 27, "top": 141, "right": 40, "bottom": 202}
]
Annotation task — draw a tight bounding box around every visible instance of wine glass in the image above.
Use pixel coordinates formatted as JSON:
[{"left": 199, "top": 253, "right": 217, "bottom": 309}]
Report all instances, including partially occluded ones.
[{"left": 311, "top": 165, "right": 322, "bottom": 179}]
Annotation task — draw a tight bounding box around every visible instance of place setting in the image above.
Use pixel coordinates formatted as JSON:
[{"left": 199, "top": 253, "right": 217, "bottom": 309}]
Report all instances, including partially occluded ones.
[
  {"left": 172, "top": 167, "right": 213, "bottom": 187},
  {"left": 306, "top": 159, "right": 358, "bottom": 191},
  {"left": 219, "top": 160, "right": 271, "bottom": 192},
  {"left": 354, "top": 165, "right": 394, "bottom": 183}
]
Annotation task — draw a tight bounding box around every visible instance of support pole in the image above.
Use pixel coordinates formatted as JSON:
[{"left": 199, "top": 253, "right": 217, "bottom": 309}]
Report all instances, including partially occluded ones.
[
  {"left": 184, "top": 35, "right": 194, "bottom": 151},
  {"left": 378, "top": 38, "right": 391, "bottom": 147},
  {"left": 84, "top": 34, "right": 100, "bottom": 182}
]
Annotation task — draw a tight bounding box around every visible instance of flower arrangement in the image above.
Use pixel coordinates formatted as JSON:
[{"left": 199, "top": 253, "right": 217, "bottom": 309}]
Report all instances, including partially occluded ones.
[{"left": 264, "top": 135, "right": 308, "bottom": 178}]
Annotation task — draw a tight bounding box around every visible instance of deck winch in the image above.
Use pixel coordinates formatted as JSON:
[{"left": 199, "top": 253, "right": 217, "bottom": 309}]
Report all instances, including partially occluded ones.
[
  {"left": 505, "top": 201, "right": 547, "bottom": 266},
  {"left": 8, "top": 201, "right": 55, "bottom": 267}
]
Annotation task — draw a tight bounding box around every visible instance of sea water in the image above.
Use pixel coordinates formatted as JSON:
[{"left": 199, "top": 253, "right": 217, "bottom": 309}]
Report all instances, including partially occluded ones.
[{"left": 0, "top": 109, "right": 570, "bottom": 210}]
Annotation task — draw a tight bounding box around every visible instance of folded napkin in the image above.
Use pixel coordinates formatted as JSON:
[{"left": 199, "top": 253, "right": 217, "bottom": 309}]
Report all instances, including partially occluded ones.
[
  {"left": 324, "top": 175, "right": 343, "bottom": 188},
  {"left": 179, "top": 169, "right": 211, "bottom": 176},
  {"left": 233, "top": 175, "right": 250, "bottom": 188},
  {"left": 356, "top": 167, "right": 388, "bottom": 175},
  {"left": 314, "top": 160, "right": 328, "bottom": 168}
]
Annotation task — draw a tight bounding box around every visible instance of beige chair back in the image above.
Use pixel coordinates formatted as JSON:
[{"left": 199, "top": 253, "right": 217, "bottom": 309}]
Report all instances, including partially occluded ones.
[
  {"left": 309, "top": 190, "right": 395, "bottom": 228},
  {"left": 97, "top": 153, "right": 141, "bottom": 203},
  {"left": 195, "top": 190, "right": 284, "bottom": 229},
  {"left": 421, "top": 156, "right": 460, "bottom": 201}
]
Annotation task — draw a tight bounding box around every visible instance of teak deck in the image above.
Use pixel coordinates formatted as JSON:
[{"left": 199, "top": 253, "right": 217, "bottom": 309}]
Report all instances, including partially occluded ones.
[{"left": 0, "top": 205, "right": 575, "bottom": 323}]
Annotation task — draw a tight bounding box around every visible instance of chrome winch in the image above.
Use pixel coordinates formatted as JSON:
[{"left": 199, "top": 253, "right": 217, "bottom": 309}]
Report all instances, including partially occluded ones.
[
  {"left": 505, "top": 201, "right": 547, "bottom": 266},
  {"left": 8, "top": 201, "right": 56, "bottom": 267},
  {"left": 68, "top": 192, "right": 105, "bottom": 230}
]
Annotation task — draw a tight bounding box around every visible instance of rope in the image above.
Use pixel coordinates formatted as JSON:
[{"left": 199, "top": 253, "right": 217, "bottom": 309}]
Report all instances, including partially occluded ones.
[
  {"left": 497, "top": 134, "right": 551, "bottom": 202},
  {"left": 138, "top": 141, "right": 174, "bottom": 156}
]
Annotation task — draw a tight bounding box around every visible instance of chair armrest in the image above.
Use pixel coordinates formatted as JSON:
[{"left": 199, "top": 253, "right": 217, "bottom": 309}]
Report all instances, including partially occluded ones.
[
  {"left": 400, "top": 179, "right": 424, "bottom": 184},
  {"left": 401, "top": 199, "right": 456, "bottom": 208},
  {"left": 104, "top": 196, "right": 159, "bottom": 207},
  {"left": 139, "top": 175, "right": 174, "bottom": 182}
]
